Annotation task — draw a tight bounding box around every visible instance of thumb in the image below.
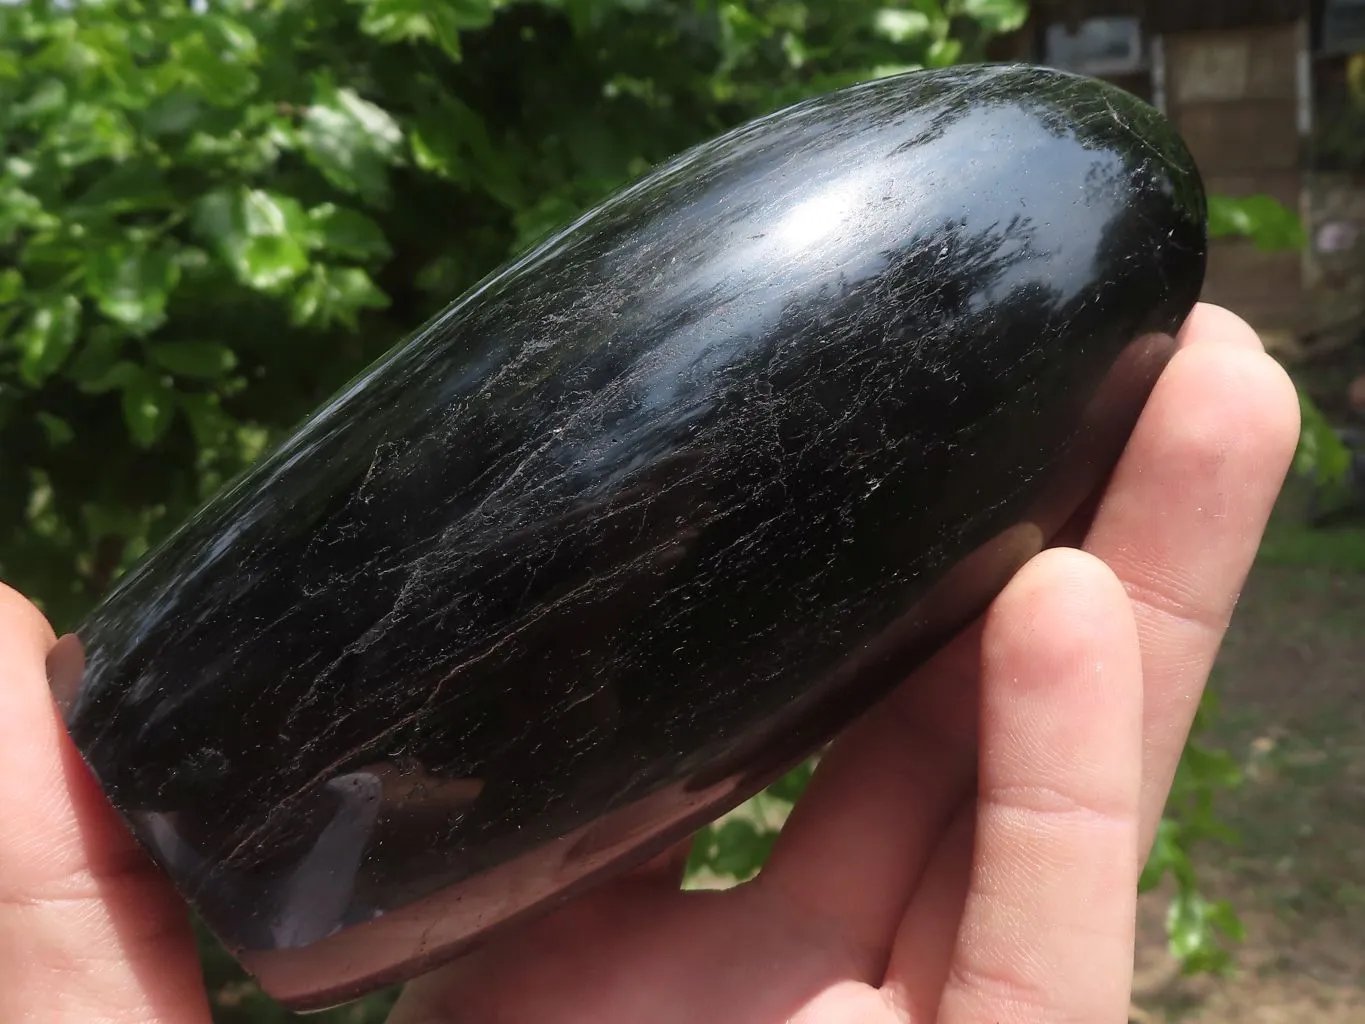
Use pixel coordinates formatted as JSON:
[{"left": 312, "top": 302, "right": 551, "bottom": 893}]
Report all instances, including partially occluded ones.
[{"left": 0, "top": 583, "right": 211, "bottom": 1023}]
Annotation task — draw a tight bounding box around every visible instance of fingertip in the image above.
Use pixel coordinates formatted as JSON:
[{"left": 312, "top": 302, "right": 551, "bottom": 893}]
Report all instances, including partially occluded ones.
[
  {"left": 1160, "top": 338, "right": 1302, "bottom": 483},
  {"left": 938, "top": 554, "right": 1144, "bottom": 1024},
  {"left": 0, "top": 580, "right": 58, "bottom": 655},
  {"left": 980, "top": 547, "right": 1141, "bottom": 732},
  {"left": 1179, "top": 303, "right": 1266, "bottom": 353},
  {"left": 988, "top": 547, "right": 1130, "bottom": 644}
]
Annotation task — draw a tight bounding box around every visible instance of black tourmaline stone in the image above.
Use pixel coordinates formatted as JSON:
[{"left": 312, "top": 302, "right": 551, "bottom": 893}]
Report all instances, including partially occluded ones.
[{"left": 52, "top": 63, "right": 1207, "bottom": 1009}]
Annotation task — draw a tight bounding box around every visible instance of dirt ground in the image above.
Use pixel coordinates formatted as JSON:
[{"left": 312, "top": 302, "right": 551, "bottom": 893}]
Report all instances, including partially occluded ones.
[{"left": 1130, "top": 513, "right": 1365, "bottom": 1023}]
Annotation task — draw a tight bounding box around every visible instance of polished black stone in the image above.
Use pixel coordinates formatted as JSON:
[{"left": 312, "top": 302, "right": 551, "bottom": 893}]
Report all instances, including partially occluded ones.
[{"left": 52, "top": 63, "right": 1207, "bottom": 1009}]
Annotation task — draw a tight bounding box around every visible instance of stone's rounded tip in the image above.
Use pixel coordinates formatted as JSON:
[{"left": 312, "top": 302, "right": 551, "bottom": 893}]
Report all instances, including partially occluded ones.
[{"left": 61, "top": 63, "right": 1205, "bottom": 1009}]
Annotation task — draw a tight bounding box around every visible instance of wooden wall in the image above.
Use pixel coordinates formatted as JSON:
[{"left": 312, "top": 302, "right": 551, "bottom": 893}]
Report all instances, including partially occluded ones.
[
  {"left": 1165, "top": 25, "right": 1307, "bottom": 324},
  {"left": 1016, "top": 1, "right": 1315, "bottom": 327}
]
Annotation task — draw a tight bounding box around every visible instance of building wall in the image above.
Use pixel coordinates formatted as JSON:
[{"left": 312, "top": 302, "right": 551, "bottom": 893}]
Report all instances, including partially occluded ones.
[
  {"left": 1164, "top": 24, "right": 1308, "bottom": 326},
  {"left": 1016, "top": 3, "right": 1324, "bottom": 330}
]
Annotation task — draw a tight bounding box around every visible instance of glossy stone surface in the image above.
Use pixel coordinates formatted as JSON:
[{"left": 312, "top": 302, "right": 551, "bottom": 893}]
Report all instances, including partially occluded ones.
[{"left": 53, "top": 64, "right": 1206, "bottom": 1009}]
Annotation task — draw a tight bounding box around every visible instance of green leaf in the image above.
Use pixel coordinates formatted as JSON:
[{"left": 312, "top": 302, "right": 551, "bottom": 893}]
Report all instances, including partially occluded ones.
[
  {"left": 0, "top": 180, "right": 54, "bottom": 244},
  {"left": 0, "top": 268, "right": 22, "bottom": 306},
  {"left": 177, "top": 392, "right": 233, "bottom": 451},
  {"left": 409, "top": 96, "right": 517, "bottom": 203},
  {"left": 167, "top": 15, "right": 260, "bottom": 106},
  {"left": 290, "top": 265, "right": 390, "bottom": 329},
  {"left": 16, "top": 296, "right": 81, "bottom": 386},
  {"left": 142, "top": 92, "right": 204, "bottom": 137},
  {"left": 708, "top": 818, "right": 776, "bottom": 880},
  {"left": 121, "top": 370, "right": 176, "bottom": 448},
  {"left": 85, "top": 243, "right": 180, "bottom": 332},
  {"left": 192, "top": 188, "right": 310, "bottom": 291},
  {"left": 766, "top": 759, "right": 815, "bottom": 804},
  {"left": 36, "top": 411, "right": 74, "bottom": 447},
  {"left": 69, "top": 163, "right": 174, "bottom": 216},
  {"left": 298, "top": 84, "right": 404, "bottom": 205},
  {"left": 1165, "top": 890, "right": 1238, "bottom": 976},
  {"left": 1206, "top": 898, "right": 1247, "bottom": 943},
  {"left": 75, "top": 358, "right": 142, "bottom": 395},
  {"left": 353, "top": 0, "right": 493, "bottom": 59},
  {"left": 719, "top": 0, "right": 772, "bottom": 58},
  {"left": 148, "top": 341, "right": 237, "bottom": 379},
  {"left": 45, "top": 103, "right": 137, "bottom": 169},
  {"left": 1181, "top": 742, "right": 1243, "bottom": 791},
  {"left": 64, "top": 329, "right": 125, "bottom": 388},
  {"left": 1139, "top": 818, "right": 1189, "bottom": 893},
  {"left": 307, "top": 203, "right": 392, "bottom": 261},
  {"left": 11, "top": 78, "right": 69, "bottom": 125},
  {"left": 874, "top": 8, "right": 932, "bottom": 42},
  {"left": 410, "top": 119, "right": 464, "bottom": 179},
  {"left": 926, "top": 36, "right": 963, "bottom": 66},
  {"left": 1294, "top": 388, "right": 1353, "bottom": 486},
  {"left": 1207, "top": 194, "right": 1306, "bottom": 252},
  {"left": 954, "top": 0, "right": 1028, "bottom": 34}
]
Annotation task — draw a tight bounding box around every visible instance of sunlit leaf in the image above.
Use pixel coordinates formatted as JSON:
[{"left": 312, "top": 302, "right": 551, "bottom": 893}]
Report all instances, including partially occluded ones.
[
  {"left": 298, "top": 83, "right": 404, "bottom": 204},
  {"left": 191, "top": 188, "right": 310, "bottom": 291},
  {"left": 290, "top": 264, "right": 390, "bottom": 329},
  {"left": 954, "top": 0, "right": 1028, "bottom": 34},
  {"left": 0, "top": 180, "right": 51, "bottom": 244},
  {"left": 16, "top": 295, "right": 81, "bottom": 385},
  {"left": 353, "top": 0, "right": 492, "bottom": 58},
  {"left": 696, "top": 818, "right": 776, "bottom": 881},
  {"left": 167, "top": 15, "right": 260, "bottom": 106},
  {"left": 926, "top": 36, "right": 962, "bottom": 66},
  {"left": 45, "top": 102, "right": 137, "bottom": 168},
  {"left": 85, "top": 243, "right": 180, "bottom": 332},
  {"left": 11, "top": 77, "right": 68, "bottom": 124},
  {"left": 1207, "top": 193, "right": 1306, "bottom": 252},
  {"left": 875, "top": 8, "right": 932, "bottom": 42}
]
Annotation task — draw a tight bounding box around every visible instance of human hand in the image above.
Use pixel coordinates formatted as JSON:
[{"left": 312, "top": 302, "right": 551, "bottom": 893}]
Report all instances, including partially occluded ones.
[{"left": 0, "top": 304, "right": 1299, "bottom": 1023}]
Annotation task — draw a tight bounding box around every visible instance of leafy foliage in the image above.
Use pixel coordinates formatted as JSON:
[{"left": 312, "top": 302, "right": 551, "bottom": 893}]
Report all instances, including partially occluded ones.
[
  {"left": 0, "top": 0, "right": 1288, "bottom": 1018},
  {"left": 1139, "top": 692, "right": 1247, "bottom": 976},
  {"left": 0, "top": 0, "right": 1028, "bottom": 631}
]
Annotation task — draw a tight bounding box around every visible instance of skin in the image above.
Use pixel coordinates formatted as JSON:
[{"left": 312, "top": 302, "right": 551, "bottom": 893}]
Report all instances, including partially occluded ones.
[{"left": 0, "top": 303, "right": 1299, "bottom": 1024}]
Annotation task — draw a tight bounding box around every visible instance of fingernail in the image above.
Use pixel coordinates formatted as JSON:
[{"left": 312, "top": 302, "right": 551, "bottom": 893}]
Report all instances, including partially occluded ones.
[{"left": 45, "top": 633, "right": 87, "bottom": 713}]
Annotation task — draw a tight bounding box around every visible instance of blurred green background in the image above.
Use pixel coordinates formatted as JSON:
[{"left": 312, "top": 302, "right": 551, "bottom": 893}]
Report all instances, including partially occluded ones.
[{"left": 1, "top": 1, "right": 1361, "bottom": 1021}]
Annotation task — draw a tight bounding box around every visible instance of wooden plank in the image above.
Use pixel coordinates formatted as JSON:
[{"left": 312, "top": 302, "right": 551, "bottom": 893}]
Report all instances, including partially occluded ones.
[
  {"left": 1175, "top": 100, "right": 1301, "bottom": 174},
  {"left": 1167, "top": 27, "right": 1298, "bottom": 102},
  {"left": 1147, "top": 0, "right": 1306, "bottom": 32},
  {"left": 1202, "top": 239, "right": 1304, "bottom": 320}
]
